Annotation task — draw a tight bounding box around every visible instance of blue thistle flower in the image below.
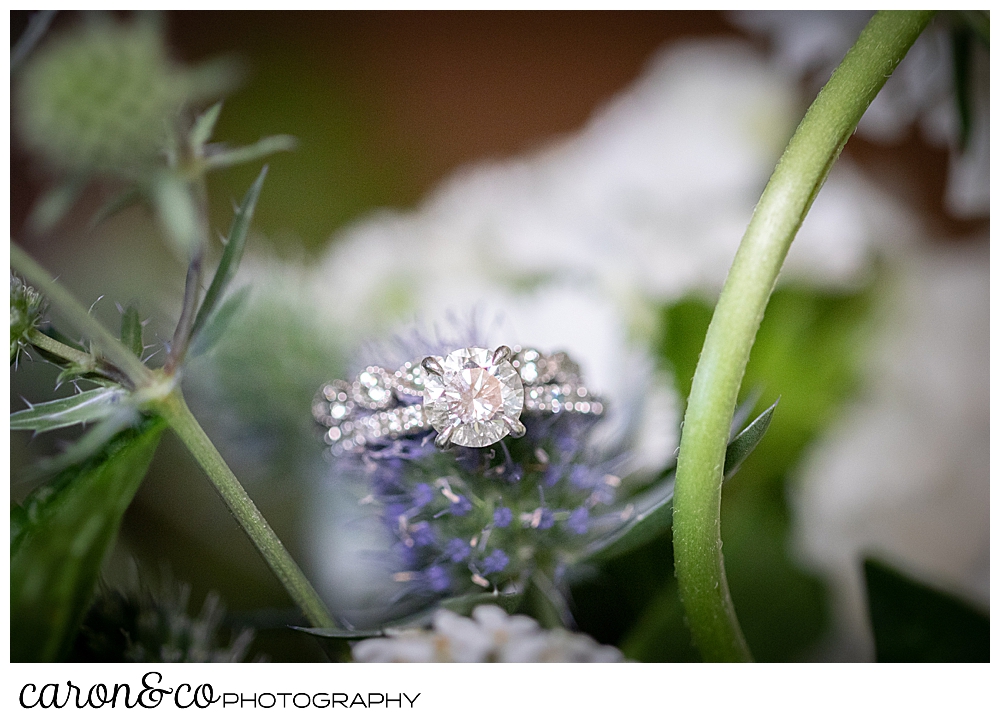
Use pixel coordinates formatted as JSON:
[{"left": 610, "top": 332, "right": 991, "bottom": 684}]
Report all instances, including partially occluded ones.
[{"left": 320, "top": 320, "right": 636, "bottom": 618}]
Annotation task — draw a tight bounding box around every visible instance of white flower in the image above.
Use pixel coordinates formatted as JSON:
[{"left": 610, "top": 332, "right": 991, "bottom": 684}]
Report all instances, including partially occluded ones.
[
  {"left": 351, "top": 606, "right": 624, "bottom": 663},
  {"left": 791, "top": 239, "right": 988, "bottom": 660}
]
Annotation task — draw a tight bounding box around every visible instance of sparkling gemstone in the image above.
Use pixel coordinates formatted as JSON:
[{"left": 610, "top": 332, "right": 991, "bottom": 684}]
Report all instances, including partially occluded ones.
[
  {"left": 353, "top": 367, "right": 393, "bottom": 409},
  {"left": 422, "top": 347, "right": 524, "bottom": 448}
]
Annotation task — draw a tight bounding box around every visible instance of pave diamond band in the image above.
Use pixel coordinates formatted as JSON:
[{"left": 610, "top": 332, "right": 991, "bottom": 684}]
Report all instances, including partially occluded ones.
[{"left": 314, "top": 345, "right": 604, "bottom": 455}]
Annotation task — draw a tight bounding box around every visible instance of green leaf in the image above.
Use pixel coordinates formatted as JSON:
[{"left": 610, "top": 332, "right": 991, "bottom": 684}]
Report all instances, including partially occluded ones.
[
  {"left": 724, "top": 398, "right": 778, "bottom": 480},
  {"left": 10, "top": 388, "right": 128, "bottom": 432},
  {"left": 865, "top": 558, "right": 988, "bottom": 662},
  {"left": 582, "top": 401, "right": 776, "bottom": 564},
  {"left": 152, "top": 173, "right": 200, "bottom": 258},
  {"left": 27, "top": 176, "right": 88, "bottom": 234},
  {"left": 21, "top": 408, "right": 140, "bottom": 482},
  {"left": 190, "top": 101, "right": 223, "bottom": 153},
  {"left": 189, "top": 285, "right": 250, "bottom": 358},
  {"left": 119, "top": 304, "right": 143, "bottom": 358},
  {"left": 290, "top": 626, "right": 385, "bottom": 641},
  {"left": 11, "top": 417, "right": 166, "bottom": 661},
  {"left": 203, "top": 135, "right": 296, "bottom": 171},
  {"left": 88, "top": 187, "right": 143, "bottom": 229},
  {"left": 190, "top": 166, "right": 267, "bottom": 343},
  {"left": 951, "top": 25, "right": 974, "bottom": 150}
]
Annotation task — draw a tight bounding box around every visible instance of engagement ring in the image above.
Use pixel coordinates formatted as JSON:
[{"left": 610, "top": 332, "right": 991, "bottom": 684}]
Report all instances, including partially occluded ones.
[{"left": 313, "top": 345, "right": 604, "bottom": 454}]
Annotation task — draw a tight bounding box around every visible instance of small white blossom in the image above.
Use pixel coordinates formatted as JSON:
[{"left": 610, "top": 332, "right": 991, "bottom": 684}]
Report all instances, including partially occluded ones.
[{"left": 352, "top": 606, "right": 625, "bottom": 663}]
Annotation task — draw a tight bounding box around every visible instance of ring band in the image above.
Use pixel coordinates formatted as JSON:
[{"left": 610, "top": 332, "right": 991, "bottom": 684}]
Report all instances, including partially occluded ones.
[{"left": 314, "top": 345, "right": 604, "bottom": 455}]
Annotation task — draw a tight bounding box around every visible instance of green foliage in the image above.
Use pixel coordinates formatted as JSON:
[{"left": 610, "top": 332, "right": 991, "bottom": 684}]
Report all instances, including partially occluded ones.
[
  {"left": 865, "top": 558, "right": 988, "bottom": 662},
  {"left": 120, "top": 303, "right": 144, "bottom": 358},
  {"left": 583, "top": 401, "right": 776, "bottom": 565},
  {"left": 10, "top": 387, "right": 129, "bottom": 432},
  {"left": 11, "top": 417, "right": 166, "bottom": 661},
  {"left": 189, "top": 166, "right": 268, "bottom": 346},
  {"left": 573, "top": 283, "right": 872, "bottom": 661},
  {"left": 10, "top": 273, "right": 46, "bottom": 363}
]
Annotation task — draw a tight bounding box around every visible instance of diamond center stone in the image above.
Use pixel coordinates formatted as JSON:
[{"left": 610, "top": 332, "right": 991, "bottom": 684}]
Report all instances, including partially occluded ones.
[{"left": 423, "top": 347, "right": 524, "bottom": 448}]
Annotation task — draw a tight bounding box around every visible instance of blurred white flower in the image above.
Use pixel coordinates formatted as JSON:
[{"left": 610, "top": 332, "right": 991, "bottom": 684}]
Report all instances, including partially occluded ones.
[
  {"left": 791, "top": 239, "right": 989, "bottom": 661},
  {"left": 731, "top": 10, "right": 989, "bottom": 218},
  {"left": 352, "top": 605, "right": 624, "bottom": 662}
]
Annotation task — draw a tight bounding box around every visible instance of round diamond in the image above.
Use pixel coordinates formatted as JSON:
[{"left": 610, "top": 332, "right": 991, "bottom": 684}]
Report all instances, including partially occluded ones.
[{"left": 422, "top": 347, "right": 524, "bottom": 448}]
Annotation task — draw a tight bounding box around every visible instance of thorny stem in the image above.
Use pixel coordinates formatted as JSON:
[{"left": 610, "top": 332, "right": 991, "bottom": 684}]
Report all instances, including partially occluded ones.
[
  {"left": 11, "top": 243, "right": 336, "bottom": 630},
  {"left": 26, "top": 328, "right": 95, "bottom": 369},
  {"left": 25, "top": 328, "right": 131, "bottom": 387},
  {"left": 672, "top": 11, "right": 935, "bottom": 662},
  {"left": 11, "top": 243, "right": 153, "bottom": 388}
]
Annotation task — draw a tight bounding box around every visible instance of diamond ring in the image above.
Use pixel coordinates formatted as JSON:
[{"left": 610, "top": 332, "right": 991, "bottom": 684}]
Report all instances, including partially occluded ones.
[{"left": 313, "top": 345, "right": 604, "bottom": 454}]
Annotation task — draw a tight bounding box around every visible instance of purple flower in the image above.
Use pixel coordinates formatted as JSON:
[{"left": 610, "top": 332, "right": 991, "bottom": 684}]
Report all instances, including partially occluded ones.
[
  {"left": 481, "top": 550, "right": 509, "bottom": 575},
  {"left": 444, "top": 538, "right": 471, "bottom": 562},
  {"left": 425, "top": 565, "right": 450, "bottom": 593},
  {"left": 450, "top": 495, "right": 472, "bottom": 516},
  {"left": 493, "top": 507, "right": 513, "bottom": 528},
  {"left": 538, "top": 508, "right": 555, "bottom": 530},
  {"left": 410, "top": 521, "right": 436, "bottom": 547},
  {"left": 570, "top": 464, "right": 594, "bottom": 489},
  {"left": 412, "top": 483, "right": 434, "bottom": 508},
  {"left": 383, "top": 503, "right": 408, "bottom": 526},
  {"left": 567, "top": 507, "right": 589, "bottom": 535}
]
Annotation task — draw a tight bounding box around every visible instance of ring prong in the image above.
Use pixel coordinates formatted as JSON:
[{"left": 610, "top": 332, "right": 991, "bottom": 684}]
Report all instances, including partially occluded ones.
[
  {"left": 421, "top": 356, "right": 445, "bottom": 377},
  {"left": 434, "top": 425, "right": 456, "bottom": 449},
  {"left": 491, "top": 345, "right": 513, "bottom": 366},
  {"left": 502, "top": 415, "right": 526, "bottom": 438}
]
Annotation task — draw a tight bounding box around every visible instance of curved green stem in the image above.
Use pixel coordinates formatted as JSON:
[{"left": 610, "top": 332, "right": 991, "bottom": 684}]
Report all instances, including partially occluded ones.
[
  {"left": 672, "top": 11, "right": 935, "bottom": 662},
  {"left": 152, "top": 389, "right": 336, "bottom": 629},
  {"left": 11, "top": 243, "right": 154, "bottom": 388}
]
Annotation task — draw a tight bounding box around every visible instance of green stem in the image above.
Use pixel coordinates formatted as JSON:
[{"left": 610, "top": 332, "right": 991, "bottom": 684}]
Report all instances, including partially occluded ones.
[
  {"left": 11, "top": 243, "right": 153, "bottom": 388},
  {"left": 672, "top": 11, "right": 934, "bottom": 662},
  {"left": 26, "top": 328, "right": 94, "bottom": 369},
  {"left": 153, "top": 388, "right": 336, "bottom": 629}
]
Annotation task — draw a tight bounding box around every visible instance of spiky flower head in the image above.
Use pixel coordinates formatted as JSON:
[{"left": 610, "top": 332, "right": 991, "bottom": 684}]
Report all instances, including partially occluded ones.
[
  {"left": 71, "top": 576, "right": 256, "bottom": 663},
  {"left": 10, "top": 273, "right": 46, "bottom": 364},
  {"left": 14, "top": 15, "right": 235, "bottom": 177},
  {"left": 353, "top": 605, "right": 624, "bottom": 662}
]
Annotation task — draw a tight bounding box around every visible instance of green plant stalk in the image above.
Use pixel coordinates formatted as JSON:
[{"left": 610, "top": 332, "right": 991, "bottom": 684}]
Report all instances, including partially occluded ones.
[
  {"left": 12, "top": 243, "right": 336, "bottom": 630},
  {"left": 26, "top": 328, "right": 95, "bottom": 369},
  {"left": 672, "top": 10, "right": 934, "bottom": 662},
  {"left": 12, "top": 243, "right": 153, "bottom": 388},
  {"left": 153, "top": 389, "right": 336, "bottom": 629}
]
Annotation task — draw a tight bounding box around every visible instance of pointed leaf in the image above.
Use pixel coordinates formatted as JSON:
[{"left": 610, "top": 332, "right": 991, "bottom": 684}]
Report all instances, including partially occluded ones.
[
  {"left": 119, "top": 304, "right": 143, "bottom": 358},
  {"left": 11, "top": 418, "right": 165, "bottom": 661},
  {"left": 190, "top": 166, "right": 267, "bottom": 342},
  {"left": 20, "top": 408, "right": 140, "bottom": 482},
  {"left": 865, "top": 558, "right": 988, "bottom": 662},
  {"left": 10, "top": 388, "right": 128, "bottom": 432},
  {"left": 152, "top": 173, "right": 200, "bottom": 258},
  {"left": 189, "top": 285, "right": 250, "bottom": 358},
  {"left": 723, "top": 398, "right": 778, "bottom": 480},
  {"left": 190, "top": 101, "right": 223, "bottom": 153},
  {"left": 581, "top": 477, "right": 675, "bottom": 564},
  {"left": 290, "top": 626, "right": 386, "bottom": 640},
  {"left": 88, "top": 187, "right": 143, "bottom": 229},
  {"left": 203, "top": 135, "right": 296, "bottom": 171},
  {"left": 583, "top": 400, "right": 777, "bottom": 563},
  {"left": 27, "top": 176, "right": 88, "bottom": 234}
]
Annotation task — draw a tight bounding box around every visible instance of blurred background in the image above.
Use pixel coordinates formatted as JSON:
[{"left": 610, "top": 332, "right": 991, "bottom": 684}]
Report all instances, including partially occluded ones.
[{"left": 10, "top": 11, "right": 988, "bottom": 661}]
